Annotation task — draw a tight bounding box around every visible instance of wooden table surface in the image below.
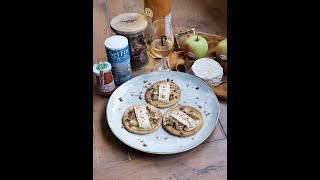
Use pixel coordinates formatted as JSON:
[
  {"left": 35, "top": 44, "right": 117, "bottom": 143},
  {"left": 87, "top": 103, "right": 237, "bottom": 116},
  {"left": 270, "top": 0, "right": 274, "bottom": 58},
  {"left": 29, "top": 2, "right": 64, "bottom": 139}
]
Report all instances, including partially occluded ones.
[{"left": 93, "top": 0, "right": 227, "bottom": 179}]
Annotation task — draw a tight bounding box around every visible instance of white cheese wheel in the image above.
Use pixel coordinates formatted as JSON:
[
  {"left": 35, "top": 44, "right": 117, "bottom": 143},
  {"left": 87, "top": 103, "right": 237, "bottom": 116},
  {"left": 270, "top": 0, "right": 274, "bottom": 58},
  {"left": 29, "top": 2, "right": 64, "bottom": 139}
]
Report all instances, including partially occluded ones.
[{"left": 191, "top": 58, "right": 223, "bottom": 86}]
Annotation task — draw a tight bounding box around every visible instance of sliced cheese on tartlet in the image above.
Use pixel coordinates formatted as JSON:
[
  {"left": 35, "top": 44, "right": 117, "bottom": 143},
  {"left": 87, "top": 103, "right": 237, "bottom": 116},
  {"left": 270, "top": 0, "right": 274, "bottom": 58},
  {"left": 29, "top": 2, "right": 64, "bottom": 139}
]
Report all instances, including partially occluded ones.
[
  {"left": 170, "top": 109, "right": 198, "bottom": 129},
  {"left": 158, "top": 83, "right": 170, "bottom": 103},
  {"left": 134, "top": 105, "right": 151, "bottom": 129}
]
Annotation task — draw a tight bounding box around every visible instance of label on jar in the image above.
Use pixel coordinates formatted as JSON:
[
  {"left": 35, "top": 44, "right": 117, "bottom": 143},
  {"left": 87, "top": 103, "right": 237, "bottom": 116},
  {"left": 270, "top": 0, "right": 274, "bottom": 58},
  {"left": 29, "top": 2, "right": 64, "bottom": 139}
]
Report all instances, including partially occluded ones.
[
  {"left": 165, "top": 13, "right": 172, "bottom": 37},
  {"left": 99, "top": 81, "right": 115, "bottom": 93},
  {"left": 98, "top": 71, "right": 115, "bottom": 94},
  {"left": 145, "top": 8, "right": 153, "bottom": 44},
  {"left": 96, "top": 62, "right": 107, "bottom": 70},
  {"left": 113, "top": 73, "right": 132, "bottom": 85},
  {"left": 106, "top": 45, "right": 130, "bottom": 68},
  {"left": 112, "top": 63, "right": 132, "bottom": 75}
]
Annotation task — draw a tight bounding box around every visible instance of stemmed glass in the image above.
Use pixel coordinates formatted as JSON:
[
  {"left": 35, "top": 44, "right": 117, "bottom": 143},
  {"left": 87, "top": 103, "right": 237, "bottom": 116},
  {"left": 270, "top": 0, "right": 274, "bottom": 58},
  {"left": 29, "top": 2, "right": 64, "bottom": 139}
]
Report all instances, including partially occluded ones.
[{"left": 150, "top": 19, "right": 175, "bottom": 71}]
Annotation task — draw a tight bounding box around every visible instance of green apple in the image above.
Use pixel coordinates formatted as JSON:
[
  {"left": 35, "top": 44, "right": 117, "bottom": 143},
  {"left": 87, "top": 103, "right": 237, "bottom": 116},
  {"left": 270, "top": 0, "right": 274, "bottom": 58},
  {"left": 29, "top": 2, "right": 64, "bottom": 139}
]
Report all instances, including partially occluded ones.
[
  {"left": 216, "top": 39, "right": 227, "bottom": 61},
  {"left": 183, "top": 35, "right": 208, "bottom": 60}
]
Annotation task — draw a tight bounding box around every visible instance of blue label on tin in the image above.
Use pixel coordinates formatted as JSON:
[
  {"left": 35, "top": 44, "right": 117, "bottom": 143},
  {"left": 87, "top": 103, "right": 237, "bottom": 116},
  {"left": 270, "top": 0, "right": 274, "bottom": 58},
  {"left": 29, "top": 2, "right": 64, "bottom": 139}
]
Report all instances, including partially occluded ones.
[
  {"left": 113, "top": 73, "right": 132, "bottom": 85},
  {"left": 112, "top": 64, "right": 132, "bottom": 76},
  {"left": 106, "top": 45, "right": 130, "bottom": 68}
]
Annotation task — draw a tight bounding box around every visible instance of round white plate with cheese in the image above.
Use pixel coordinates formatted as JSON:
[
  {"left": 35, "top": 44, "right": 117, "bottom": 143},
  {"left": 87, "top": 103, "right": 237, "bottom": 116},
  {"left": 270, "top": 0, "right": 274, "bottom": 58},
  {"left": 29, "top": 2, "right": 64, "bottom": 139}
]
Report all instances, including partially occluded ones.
[{"left": 106, "top": 71, "right": 220, "bottom": 154}]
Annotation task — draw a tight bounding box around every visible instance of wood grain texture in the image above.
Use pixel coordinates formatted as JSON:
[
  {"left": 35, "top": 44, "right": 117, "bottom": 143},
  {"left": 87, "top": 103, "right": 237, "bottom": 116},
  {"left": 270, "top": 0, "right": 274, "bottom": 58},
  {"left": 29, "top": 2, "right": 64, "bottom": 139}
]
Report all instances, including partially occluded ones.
[
  {"left": 94, "top": 139, "right": 227, "bottom": 180},
  {"left": 219, "top": 101, "right": 227, "bottom": 135},
  {"left": 93, "top": 0, "right": 109, "bottom": 63},
  {"left": 93, "top": 0, "right": 129, "bottom": 169},
  {"left": 93, "top": 0, "right": 227, "bottom": 177}
]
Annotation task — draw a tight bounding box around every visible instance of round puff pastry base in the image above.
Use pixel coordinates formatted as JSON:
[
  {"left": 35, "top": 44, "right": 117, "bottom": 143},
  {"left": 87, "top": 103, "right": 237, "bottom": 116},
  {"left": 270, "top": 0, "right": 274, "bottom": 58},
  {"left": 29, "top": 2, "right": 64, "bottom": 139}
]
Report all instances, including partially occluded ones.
[
  {"left": 122, "top": 104, "right": 162, "bottom": 135},
  {"left": 145, "top": 81, "right": 181, "bottom": 109},
  {"left": 162, "top": 105, "right": 203, "bottom": 137}
]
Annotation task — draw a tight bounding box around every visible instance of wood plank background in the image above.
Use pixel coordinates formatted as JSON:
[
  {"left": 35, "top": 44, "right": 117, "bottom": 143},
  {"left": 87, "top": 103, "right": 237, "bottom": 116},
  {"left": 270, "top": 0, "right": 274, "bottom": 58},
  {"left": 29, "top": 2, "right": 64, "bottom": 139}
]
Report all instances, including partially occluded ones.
[{"left": 93, "top": 0, "right": 227, "bottom": 179}]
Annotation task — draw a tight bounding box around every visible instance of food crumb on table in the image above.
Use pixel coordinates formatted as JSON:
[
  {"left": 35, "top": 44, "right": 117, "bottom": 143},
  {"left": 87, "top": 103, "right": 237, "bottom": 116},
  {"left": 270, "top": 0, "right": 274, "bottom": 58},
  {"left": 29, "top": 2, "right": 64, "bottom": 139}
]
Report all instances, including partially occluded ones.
[
  {"left": 143, "top": 143, "right": 147, "bottom": 147},
  {"left": 119, "top": 97, "right": 123, "bottom": 102},
  {"left": 196, "top": 87, "right": 199, "bottom": 90},
  {"left": 167, "top": 78, "right": 170, "bottom": 81},
  {"left": 139, "top": 95, "right": 143, "bottom": 99},
  {"left": 156, "top": 136, "right": 159, "bottom": 139},
  {"left": 164, "top": 137, "right": 168, "bottom": 140},
  {"left": 143, "top": 80, "right": 148, "bottom": 83}
]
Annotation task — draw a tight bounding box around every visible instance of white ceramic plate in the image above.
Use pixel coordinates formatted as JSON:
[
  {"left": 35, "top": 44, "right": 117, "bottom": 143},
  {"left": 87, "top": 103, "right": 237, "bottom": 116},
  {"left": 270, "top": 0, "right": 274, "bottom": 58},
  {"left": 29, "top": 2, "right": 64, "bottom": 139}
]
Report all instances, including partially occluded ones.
[{"left": 106, "top": 71, "right": 220, "bottom": 154}]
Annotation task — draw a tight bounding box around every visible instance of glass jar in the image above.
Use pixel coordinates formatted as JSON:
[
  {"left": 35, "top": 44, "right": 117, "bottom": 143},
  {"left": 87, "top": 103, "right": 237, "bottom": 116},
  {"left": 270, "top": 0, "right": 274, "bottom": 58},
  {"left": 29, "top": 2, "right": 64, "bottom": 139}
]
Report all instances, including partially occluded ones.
[
  {"left": 110, "top": 13, "right": 149, "bottom": 70},
  {"left": 93, "top": 61, "right": 116, "bottom": 96},
  {"left": 127, "top": 34, "right": 148, "bottom": 70}
]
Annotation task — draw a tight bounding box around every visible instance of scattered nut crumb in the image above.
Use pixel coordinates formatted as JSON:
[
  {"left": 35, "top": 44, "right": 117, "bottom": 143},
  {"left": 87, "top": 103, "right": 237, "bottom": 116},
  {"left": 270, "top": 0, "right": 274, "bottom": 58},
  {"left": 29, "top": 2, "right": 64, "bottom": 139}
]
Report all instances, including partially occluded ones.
[
  {"left": 156, "top": 136, "right": 159, "bottom": 139},
  {"left": 167, "top": 78, "right": 170, "bottom": 81},
  {"left": 143, "top": 86, "right": 148, "bottom": 88},
  {"left": 198, "top": 105, "right": 202, "bottom": 109},
  {"left": 204, "top": 111, "right": 207, "bottom": 113},
  {"left": 171, "top": 79, "right": 173, "bottom": 82},
  {"left": 143, "top": 143, "right": 147, "bottom": 147},
  {"left": 131, "top": 94, "right": 134, "bottom": 96},
  {"left": 187, "top": 84, "right": 189, "bottom": 87},
  {"left": 118, "top": 108, "right": 121, "bottom": 110},
  {"left": 196, "top": 97, "right": 199, "bottom": 100},
  {"left": 119, "top": 97, "right": 123, "bottom": 102},
  {"left": 143, "top": 80, "right": 148, "bottom": 83},
  {"left": 148, "top": 83, "right": 151, "bottom": 85},
  {"left": 139, "top": 95, "right": 143, "bottom": 100},
  {"left": 164, "top": 137, "right": 168, "bottom": 140},
  {"left": 195, "top": 87, "right": 199, "bottom": 90},
  {"left": 140, "top": 92, "right": 142, "bottom": 94},
  {"left": 140, "top": 140, "right": 144, "bottom": 143},
  {"left": 205, "top": 102, "right": 207, "bottom": 104}
]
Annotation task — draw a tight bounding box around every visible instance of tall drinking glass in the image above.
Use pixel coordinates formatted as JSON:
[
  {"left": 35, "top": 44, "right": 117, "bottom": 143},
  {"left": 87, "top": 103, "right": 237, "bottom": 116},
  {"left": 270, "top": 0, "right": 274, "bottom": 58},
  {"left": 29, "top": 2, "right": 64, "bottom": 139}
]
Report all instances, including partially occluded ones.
[{"left": 150, "top": 19, "right": 174, "bottom": 71}]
